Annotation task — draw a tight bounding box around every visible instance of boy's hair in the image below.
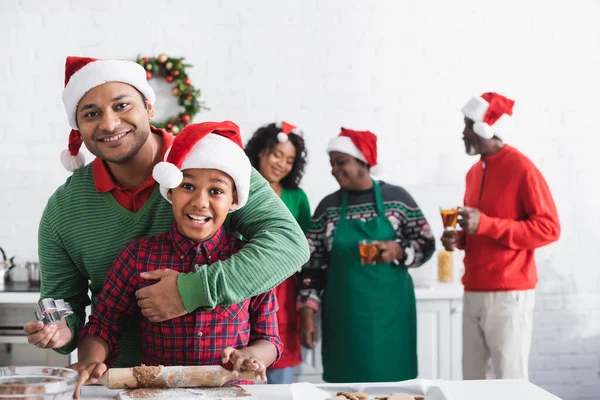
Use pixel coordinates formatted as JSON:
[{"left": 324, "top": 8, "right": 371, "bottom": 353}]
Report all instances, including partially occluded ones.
[{"left": 245, "top": 123, "right": 307, "bottom": 190}]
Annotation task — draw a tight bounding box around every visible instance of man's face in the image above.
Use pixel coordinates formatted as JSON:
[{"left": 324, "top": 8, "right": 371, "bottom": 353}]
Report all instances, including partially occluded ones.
[
  {"left": 76, "top": 82, "right": 155, "bottom": 164},
  {"left": 167, "top": 168, "right": 238, "bottom": 243},
  {"left": 462, "top": 117, "right": 482, "bottom": 156},
  {"left": 329, "top": 151, "right": 369, "bottom": 190}
]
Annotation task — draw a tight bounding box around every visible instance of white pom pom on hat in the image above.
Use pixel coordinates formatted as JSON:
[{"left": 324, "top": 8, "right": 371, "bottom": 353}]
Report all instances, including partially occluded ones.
[{"left": 275, "top": 120, "right": 303, "bottom": 143}]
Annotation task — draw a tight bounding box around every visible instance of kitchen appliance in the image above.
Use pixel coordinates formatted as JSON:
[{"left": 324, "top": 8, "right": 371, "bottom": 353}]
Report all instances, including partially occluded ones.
[
  {"left": 26, "top": 262, "right": 40, "bottom": 286},
  {"left": 0, "top": 247, "right": 15, "bottom": 288},
  {"left": 0, "top": 303, "right": 71, "bottom": 367}
]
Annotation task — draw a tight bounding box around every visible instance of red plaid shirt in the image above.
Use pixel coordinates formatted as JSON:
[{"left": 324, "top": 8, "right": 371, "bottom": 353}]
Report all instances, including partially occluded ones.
[{"left": 80, "top": 224, "right": 282, "bottom": 367}]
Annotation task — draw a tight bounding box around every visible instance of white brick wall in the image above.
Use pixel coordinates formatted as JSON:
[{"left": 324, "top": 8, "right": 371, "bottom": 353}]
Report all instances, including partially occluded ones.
[{"left": 1, "top": 1, "right": 598, "bottom": 398}]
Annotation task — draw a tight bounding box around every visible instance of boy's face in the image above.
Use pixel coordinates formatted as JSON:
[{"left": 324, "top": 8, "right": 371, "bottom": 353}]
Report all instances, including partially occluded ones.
[
  {"left": 76, "top": 82, "right": 154, "bottom": 164},
  {"left": 167, "top": 168, "right": 238, "bottom": 243}
]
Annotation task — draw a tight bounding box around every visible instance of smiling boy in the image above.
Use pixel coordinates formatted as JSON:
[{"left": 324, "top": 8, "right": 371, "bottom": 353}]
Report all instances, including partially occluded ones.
[{"left": 70, "top": 122, "right": 282, "bottom": 398}]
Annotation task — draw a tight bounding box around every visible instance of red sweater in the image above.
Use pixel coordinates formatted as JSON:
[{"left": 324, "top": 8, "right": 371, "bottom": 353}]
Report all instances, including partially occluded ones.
[{"left": 458, "top": 145, "right": 560, "bottom": 291}]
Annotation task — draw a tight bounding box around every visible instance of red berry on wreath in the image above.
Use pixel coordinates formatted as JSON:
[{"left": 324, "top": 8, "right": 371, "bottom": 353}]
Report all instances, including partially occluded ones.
[
  {"left": 166, "top": 76, "right": 174, "bottom": 83},
  {"left": 173, "top": 70, "right": 180, "bottom": 76},
  {"left": 146, "top": 71, "right": 153, "bottom": 80},
  {"left": 181, "top": 114, "right": 191, "bottom": 123},
  {"left": 167, "top": 123, "right": 173, "bottom": 129},
  {"left": 142, "top": 57, "right": 149, "bottom": 62},
  {"left": 185, "top": 77, "right": 191, "bottom": 85}
]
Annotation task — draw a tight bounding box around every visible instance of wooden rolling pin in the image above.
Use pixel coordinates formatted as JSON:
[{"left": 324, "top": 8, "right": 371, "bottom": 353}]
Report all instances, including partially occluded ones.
[{"left": 88, "top": 365, "right": 265, "bottom": 389}]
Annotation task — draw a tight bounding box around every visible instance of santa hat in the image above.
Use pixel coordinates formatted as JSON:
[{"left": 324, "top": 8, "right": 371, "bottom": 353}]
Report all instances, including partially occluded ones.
[
  {"left": 275, "top": 120, "right": 303, "bottom": 143},
  {"left": 326, "top": 128, "right": 381, "bottom": 176},
  {"left": 152, "top": 121, "right": 251, "bottom": 210},
  {"left": 461, "top": 92, "right": 515, "bottom": 140},
  {"left": 60, "top": 56, "right": 156, "bottom": 171}
]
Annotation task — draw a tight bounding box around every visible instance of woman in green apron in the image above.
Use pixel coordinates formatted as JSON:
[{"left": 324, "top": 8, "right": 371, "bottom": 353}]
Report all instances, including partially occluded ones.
[{"left": 298, "top": 128, "right": 435, "bottom": 383}]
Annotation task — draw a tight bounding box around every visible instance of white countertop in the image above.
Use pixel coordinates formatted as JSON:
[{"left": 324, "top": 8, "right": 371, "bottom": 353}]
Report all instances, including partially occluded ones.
[
  {"left": 413, "top": 281, "right": 463, "bottom": 300},
  {"left": 0, "top": 281, "right": 464, "bottom": 304},
  {"left": 81, "top": 379, "right": 560, "bottom": 400}
]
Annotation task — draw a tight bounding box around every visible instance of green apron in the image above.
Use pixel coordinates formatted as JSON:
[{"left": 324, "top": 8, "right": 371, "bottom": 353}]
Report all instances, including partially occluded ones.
[{"left": 321, "top": 180, "right": 418, "bottom": 383}]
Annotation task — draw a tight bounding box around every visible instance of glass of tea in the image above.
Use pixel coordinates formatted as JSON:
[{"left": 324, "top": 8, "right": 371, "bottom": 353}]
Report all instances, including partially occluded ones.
[
  {"left": 358, "top": 240, "right": 379, "bottom": 265},
  {"left": 440, "top": 206, "right": 459, "bottom": 230}
]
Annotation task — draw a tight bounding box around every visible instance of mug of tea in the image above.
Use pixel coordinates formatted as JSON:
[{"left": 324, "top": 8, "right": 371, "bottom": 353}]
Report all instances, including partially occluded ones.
[{"left": 358, "top": 240, "right": 380, "bottom": 265}]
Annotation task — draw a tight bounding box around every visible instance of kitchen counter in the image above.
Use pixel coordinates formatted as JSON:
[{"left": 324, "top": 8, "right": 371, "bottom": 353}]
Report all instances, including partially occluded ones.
[
  {"left": 0, "top": 280, "right": 464, "bottom": 304},
  {"left": 0, "top": 281, "right": 40, "bottom": 303},
  {"left": 413, "top": 281, "right": 463, "bottom": 300},
  {"left": 80, "top": 379, "right": 560, "bottom": 400}
]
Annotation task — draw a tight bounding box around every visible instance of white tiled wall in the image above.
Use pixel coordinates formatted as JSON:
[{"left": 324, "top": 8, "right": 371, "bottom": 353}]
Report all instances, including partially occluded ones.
[{"left": 1, "top": 1, "right": 598, "bottom": 398}]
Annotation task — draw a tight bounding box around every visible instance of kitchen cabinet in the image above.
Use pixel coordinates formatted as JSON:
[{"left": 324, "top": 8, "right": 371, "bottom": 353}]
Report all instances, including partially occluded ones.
[{"left": 295, "top": 283, "right": 463, "bottom": 383}]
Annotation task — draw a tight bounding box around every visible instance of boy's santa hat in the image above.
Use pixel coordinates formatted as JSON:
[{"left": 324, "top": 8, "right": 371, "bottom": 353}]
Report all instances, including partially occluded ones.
[
  {"left": 275, "top": 120, "right": 303, "bottom": 143},
  {"left": 461, "top": 92, "right": 515, "bottom": 140},
  {"left": 60, "top": 56, "right": 156, "bottom": 172},
  {"left": 153, "top": 121, "right": 251, "bottom": 210},
  {"left": 326, "top": 128, "right": 381, "bottom": 176}
]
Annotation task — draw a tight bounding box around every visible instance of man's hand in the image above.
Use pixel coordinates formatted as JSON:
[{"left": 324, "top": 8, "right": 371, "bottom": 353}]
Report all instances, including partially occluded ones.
[
  {"left": 375, "top": 241, "right": 404, "bottom": 264},
  {"left": 221, "top": 346, "right": 267, "bottom": 381},
  {"left": 441, "top": 230, "right": 461, "bottom": 251},
  {"left": 299, "top": 307, "right": 317, "bottom": 349},
  {"left": 23, "top": 318, "right": 72, "bottom": 349},
  {"left": 69, "top": 360, "right": 107, "bottom": 399},
  {"left": 136, "top": 269, "right": 186, "bottom": 323},
  {"left": 458, "top": 206, "right": 482, "bottom": 235}
]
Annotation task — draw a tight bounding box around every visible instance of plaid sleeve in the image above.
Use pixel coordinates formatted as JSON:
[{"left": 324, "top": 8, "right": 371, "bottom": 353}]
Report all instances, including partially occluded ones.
[
  {"left": 248, "top": 289, "right": 282, "bottom": 364},
  {"left": 79, "top": 243, "right": 140, "bottom": 364}
]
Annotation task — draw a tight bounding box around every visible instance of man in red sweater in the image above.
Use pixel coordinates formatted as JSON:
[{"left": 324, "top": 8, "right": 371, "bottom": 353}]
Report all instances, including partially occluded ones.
[{"left": 442, "top": 92, "right": 560, "bottom": 380}]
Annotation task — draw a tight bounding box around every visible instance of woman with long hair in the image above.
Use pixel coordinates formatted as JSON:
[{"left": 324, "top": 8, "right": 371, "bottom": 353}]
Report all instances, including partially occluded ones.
[{"left": 245, "top": 121, "right": 310, "bottom": 384}]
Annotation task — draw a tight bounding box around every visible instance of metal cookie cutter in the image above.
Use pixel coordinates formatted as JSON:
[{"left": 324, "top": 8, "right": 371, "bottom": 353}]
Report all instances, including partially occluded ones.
[{"left": 34, "top": 298, "right": 73, "bottom": 325}]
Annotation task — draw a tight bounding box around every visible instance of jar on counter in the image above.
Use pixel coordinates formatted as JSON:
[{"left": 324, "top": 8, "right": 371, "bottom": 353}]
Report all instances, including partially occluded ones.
[{"left": 437, "top": 249, "right": 453, "bottom": 283}]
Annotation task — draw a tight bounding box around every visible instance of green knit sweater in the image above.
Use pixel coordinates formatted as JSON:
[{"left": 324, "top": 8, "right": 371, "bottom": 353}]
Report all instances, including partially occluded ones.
[{"left": 39, "top": 165, "right": 309, "bottom": 367}]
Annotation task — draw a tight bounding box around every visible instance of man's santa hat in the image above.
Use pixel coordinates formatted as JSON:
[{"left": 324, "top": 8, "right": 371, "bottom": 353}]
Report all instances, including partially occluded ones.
[
  {"left": 461, "top": 92, "right": 515, "bottom": 140},
  {"left": 153, "top": 121, "right": 251, "bottom": 210},
  {"left": 326, "top": 128, "right": 381, "bottom": 176},
  {"left": 274, "top": 120, "right": 303, "bottom": 143},
  {"left": 60, "top": 56, "right": 156, "bottom": 171}
]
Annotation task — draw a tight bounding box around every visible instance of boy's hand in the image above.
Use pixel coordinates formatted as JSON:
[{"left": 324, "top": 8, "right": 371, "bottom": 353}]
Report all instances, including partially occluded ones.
[
  {"left": 221, "top": 346, "right": 267, "bottom": 381},
  {"left": 68, "top": 360, "right": 107, "bottom": 399},
  {"left": 136, "top": 269, "right": 186, "bottom": 322},
  {"left": 23, "top": 318, "right": 72, "bottom": 349}
]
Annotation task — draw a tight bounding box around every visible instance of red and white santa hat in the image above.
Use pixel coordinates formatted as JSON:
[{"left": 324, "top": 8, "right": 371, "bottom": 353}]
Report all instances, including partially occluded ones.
[
  {"left": 275, "top": 120, "right": 303, "bottom": 143},
  {"left": 326, "top": 128, "right": 381, "bottom": 175},
  {"left": 152, "top": 121, "right": 251, "bottom": 210},
  {"left": 60, "top": 56, "right": 156, "bottom": 171},
  {"left": 461, "top": 92, "right": 515, "bottom": 140}
]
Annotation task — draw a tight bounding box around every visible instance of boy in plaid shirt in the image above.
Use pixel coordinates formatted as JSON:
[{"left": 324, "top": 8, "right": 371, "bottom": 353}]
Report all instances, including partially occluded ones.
[{"left": 71, "top": 121, "right": 282, "bottom": 397}]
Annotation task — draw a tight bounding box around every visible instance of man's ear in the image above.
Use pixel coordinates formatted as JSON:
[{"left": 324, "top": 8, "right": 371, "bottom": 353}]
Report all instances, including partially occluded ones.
[
  {"left": 167, "top": 189, "right": 173, "bottom": 201},
  {"left": 147, "top": 100, "right": 155, "bottom": 121}
]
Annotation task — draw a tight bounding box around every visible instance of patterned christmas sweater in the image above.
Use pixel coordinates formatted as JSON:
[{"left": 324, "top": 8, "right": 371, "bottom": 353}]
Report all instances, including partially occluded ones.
[{"left": 298, "top": 181, "right": 435, "bottom": 311}]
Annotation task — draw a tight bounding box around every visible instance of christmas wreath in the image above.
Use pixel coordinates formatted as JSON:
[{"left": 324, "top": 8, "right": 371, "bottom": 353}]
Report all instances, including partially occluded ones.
[{"left": 136, "top": 54, "right": 207, "bottom": 134}]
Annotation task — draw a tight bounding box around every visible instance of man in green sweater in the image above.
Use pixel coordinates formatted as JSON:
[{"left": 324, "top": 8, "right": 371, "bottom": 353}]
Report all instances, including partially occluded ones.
[{"left": 23, "top": 56, "right": 309, "bottom": 367}]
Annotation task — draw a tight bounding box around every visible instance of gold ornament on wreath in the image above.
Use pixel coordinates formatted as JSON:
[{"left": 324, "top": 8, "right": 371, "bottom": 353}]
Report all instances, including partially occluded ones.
[{"left": 136, "top": 53, "right": 208, "bottom": 134}]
